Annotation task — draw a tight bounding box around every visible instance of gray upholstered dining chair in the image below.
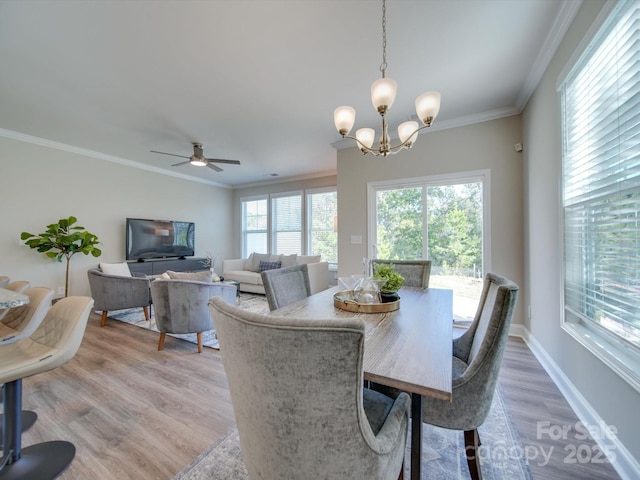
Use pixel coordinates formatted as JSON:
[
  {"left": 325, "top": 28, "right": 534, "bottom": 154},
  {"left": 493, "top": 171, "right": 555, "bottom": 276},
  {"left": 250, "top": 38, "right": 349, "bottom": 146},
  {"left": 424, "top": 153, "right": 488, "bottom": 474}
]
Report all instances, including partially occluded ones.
[
  {"left": 150, "top": 279, "right": 237, "bottom": 353},
  {"left": 371, "top": 259, "right": 432, "bottom": 288},
  {"left": 261, "top": 263, "right": 311, "bottom": 311},
  {"left": 0, "top": 286, "right": 53, "bottom": 344},
  {"left": 87, "top": 268, "right": 152, "bottom": 327},
  {"left": 0, "top": 280, "right": 31, "bottom": 321},
  {"left": 209, "top": 296, "right": 411, "bottom": 480},
  {"left": 421, "top": 272, "right": 519, "bottom": 480}
]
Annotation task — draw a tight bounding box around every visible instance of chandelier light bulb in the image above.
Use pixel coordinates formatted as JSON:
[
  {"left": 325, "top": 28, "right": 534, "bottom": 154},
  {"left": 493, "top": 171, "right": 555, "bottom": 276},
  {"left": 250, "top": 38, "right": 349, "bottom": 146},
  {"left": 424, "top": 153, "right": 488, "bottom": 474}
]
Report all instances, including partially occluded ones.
[
  {"left": 334, "top": 106, "right": 356, "bottom": 136},
  {"left": 371, "top": 77, "right": 398, "bottom": 113},
  {"left": 398, "top": 121, "right": 419, "bottom": 146},
  {"left": 356, "top": 128, "right": 376, "bottom": 150},
  {"left": 415, "top": 91, "right": 441, "bottom": 126}
]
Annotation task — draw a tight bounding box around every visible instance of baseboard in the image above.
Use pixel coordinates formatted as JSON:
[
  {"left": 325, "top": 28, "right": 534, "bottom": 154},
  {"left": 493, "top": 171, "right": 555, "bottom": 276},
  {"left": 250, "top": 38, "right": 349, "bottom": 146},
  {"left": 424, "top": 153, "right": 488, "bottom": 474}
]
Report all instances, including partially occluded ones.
[{"left": 520, "top": 328, "right": 640, "bottom": 480}]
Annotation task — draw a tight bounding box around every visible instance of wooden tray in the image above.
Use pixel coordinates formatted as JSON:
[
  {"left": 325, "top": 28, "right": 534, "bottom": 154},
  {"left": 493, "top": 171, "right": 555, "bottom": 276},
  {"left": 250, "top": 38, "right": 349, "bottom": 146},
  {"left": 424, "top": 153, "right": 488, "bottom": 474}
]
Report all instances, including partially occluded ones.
[{"left": 333, "top": 290, "right": 400, "bottom": 313}]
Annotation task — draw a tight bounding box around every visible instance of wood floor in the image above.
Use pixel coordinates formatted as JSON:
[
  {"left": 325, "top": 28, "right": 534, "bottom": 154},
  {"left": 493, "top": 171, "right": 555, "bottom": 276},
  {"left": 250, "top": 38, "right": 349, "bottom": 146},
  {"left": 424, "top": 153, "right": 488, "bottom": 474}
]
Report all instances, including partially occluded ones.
[{"left": 11, "top": 312, "right": 622, "bottom": 479}]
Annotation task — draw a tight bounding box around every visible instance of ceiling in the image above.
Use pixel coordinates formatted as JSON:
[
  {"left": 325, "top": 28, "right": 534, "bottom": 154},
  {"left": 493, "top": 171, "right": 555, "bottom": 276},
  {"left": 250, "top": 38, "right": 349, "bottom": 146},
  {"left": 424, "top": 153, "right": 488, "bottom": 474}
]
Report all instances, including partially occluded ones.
[{"left": 0, "top": 0, "right": 578, "bottom": 188}]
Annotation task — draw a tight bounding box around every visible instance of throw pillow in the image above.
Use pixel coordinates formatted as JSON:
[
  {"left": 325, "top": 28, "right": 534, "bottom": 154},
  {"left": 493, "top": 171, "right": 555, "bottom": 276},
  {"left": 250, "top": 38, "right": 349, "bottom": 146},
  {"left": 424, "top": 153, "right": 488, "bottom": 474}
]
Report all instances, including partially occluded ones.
[
  {"left": 100, "top": 262, "right": 132, "bottom": 277},
  {"left": 165, "top": 270, "right": 214, "bottom": 282},
  {"left": 249, "top": 253, "right": 272, "bottom": 272},
  {"left": 279, "top": 253, "right": 298, "bottom": 268},
  {"left": 258, "top": 260, "right": 282, "bottom": 272}
]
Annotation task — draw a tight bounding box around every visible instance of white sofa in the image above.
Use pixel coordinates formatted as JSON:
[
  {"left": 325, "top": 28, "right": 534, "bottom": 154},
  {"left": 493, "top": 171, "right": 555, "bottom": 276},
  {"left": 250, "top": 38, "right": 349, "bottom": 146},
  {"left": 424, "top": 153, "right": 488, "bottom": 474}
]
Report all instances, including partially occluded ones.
[{"left": 223, "top": 253, "right": 329, "bottom": 295}]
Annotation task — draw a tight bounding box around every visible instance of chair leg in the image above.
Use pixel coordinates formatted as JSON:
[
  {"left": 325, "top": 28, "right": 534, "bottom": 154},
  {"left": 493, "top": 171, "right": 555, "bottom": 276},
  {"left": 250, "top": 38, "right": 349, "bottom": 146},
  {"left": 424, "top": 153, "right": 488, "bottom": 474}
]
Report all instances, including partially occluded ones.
[
  {"left": 100, "top": 311, "right": 108, "bottom": 327},
  {"left": 157, "top": 332, "right": 166, "bottom": 351},
  {"left": 464, "top": 429, "right": 482, "bottom": 480},
  {"left": 1, "top": 379, "right": 75, "bottom": 478},
  {"left": 143, "top": 306, "right": 150, "bottom": 322},
  {"left": 197, "top": 332, "right": 203, "bottom": 353}
]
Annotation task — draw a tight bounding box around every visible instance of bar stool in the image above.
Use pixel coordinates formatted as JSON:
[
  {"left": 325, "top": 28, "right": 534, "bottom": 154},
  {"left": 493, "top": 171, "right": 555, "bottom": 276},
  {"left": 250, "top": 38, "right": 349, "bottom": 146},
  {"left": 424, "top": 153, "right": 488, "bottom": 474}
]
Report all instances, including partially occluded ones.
[{"left": 0, "top": 296, "right": 93, "bottom": 479}]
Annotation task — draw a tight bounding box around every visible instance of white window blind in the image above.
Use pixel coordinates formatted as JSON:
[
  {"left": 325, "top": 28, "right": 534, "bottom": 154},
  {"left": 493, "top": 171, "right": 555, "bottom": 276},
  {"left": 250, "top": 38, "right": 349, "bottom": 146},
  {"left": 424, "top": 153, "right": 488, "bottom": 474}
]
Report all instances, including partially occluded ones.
[
  {"left": 561, "top": 0, "right": 640, "bottom": 349},
  {"left": 242, "top": 197, "right": 268, "bottom": 256},
  {"left": 271, "top": 194, "right": 302, "bottom": 255}
]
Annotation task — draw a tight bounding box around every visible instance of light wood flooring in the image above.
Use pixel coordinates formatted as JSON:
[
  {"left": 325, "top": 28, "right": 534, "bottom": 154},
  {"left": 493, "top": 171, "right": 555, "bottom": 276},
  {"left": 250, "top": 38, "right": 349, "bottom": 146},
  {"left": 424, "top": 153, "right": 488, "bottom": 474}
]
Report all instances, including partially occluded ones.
[{"left": 9, "top": 312, "right": 623, "bottom": 479}]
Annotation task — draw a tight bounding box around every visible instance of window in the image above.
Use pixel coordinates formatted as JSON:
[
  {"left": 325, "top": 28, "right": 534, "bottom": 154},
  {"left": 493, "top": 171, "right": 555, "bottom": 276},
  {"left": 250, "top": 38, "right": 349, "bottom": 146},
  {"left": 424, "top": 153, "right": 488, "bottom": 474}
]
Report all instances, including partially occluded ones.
[
  {"left": 369, "top": 171, "right": 489, "bottom": 321},
  {"left": 271, "top": 193, "right": 302, "bottom": 255},
  {"left": 241, "top": 188, "right": 337, "bottom": 264},
  {"left": 242, "top": 197, "right": 268, "bottom": 255},
  {"left": 560, "top": 0, "right": 640, "bottom": 391},
  {"left": 307, "top": 188, "right": 338, "bottom": 268}
]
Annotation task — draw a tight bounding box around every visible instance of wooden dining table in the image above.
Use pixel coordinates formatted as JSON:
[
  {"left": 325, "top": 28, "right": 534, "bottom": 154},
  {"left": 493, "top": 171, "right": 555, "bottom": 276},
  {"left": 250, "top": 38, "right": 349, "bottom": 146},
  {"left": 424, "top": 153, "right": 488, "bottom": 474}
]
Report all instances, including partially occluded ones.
[{"left": 270, "top": 285, "right": 453, "bottom": 480}]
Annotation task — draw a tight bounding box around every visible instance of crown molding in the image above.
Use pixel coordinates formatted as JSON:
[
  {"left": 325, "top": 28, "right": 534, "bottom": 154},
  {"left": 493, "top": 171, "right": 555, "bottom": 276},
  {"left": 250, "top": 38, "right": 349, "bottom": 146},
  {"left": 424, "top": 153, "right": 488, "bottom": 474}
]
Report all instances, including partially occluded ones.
[{"left": 0, "top": 128, "right": 232, "bottom": 189}]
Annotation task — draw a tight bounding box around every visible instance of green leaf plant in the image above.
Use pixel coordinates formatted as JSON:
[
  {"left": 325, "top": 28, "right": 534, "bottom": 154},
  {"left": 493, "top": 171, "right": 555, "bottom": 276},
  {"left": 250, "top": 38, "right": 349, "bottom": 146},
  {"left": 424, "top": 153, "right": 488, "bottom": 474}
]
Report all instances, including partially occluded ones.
[
  {"left": 21, "top": 216, "right": 102, "bottom": 297},
  {"left": 372, "top": 263, "right": 404, "bottom": 293}
]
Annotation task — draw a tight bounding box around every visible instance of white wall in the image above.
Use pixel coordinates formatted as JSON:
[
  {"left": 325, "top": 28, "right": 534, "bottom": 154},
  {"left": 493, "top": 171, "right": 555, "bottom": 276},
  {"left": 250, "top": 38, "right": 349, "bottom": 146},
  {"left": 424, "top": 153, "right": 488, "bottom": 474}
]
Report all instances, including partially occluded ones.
[
  {"left": 523, "top": 0, "right": 640, "bottom": 469},
  {"left": 0, "top": 135, "right": 234, "bottom": 297},
  {"left": 336, "top": 115, "right": 525, "bottom": 325}
]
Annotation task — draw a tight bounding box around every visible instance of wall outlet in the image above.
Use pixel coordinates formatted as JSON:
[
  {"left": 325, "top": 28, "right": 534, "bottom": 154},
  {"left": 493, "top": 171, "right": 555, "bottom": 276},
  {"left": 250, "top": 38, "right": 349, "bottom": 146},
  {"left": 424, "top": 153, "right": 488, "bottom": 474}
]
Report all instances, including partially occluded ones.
[{"left": 57, "top": 286, "right": 65, "bottom": 296}]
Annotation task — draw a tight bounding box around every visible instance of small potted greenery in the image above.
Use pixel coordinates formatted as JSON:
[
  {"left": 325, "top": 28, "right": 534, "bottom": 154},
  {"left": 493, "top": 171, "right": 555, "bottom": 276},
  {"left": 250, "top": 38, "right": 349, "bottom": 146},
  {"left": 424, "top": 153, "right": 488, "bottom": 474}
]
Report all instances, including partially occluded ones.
[
  {"left": 373, "top": 263, "right": 404, "bottom": 303},
  {"left": 21, "top": 216, "right": 102, "bottom": 297}
]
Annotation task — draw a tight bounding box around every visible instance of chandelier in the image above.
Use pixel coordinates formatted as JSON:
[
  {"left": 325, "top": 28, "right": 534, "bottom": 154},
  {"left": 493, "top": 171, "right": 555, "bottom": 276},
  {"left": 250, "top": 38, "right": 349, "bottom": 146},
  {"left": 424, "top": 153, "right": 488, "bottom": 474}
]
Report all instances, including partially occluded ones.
[{"left": 333, "top": 0, "right": 441, "bottom": 156}]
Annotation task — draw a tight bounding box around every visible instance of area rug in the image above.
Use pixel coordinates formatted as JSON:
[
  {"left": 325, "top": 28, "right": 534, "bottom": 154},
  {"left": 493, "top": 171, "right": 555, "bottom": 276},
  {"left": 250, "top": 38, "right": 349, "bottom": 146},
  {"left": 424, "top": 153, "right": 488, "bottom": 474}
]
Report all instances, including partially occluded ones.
[
  {"left": 107, "top": 293, "right": 269, "bottom": 350},
  {"left": 173, "top": 386, "right": 532, "bottom": 480}
]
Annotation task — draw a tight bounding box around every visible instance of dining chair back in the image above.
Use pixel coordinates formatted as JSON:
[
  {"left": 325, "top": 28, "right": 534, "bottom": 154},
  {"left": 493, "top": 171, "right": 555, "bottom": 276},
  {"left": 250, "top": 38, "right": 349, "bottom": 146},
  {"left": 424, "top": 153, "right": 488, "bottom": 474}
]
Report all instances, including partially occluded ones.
[
  {"left": 371, "top": 259, "right": 432, "bottom": 288},
  {"left": 0, "top": 296, "right": 94, "bottom": 478},
  {"left": 421, "top": 272, "right": 519, "bottom": 480},
  {"left": 0, "top": 281, "right": 31, "bottom": 321},
  {"left": 261, "top": 264, "right": 311, "bottom": 311},
  {"left": 209, "top": 296, "right": 410, "bottom": 479},
  {"left": 0, "top": 286, "right": 53, "bottom": 344}
]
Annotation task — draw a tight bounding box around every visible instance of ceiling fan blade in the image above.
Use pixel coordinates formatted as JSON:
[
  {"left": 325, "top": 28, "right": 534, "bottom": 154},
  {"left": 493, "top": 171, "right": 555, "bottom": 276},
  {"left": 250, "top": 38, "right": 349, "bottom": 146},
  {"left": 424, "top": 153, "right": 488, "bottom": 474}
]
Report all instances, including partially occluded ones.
[
  {"left": 150, "top": 150, "right": 190, "bottom": 159},
  {"left": 171, "top": 160, "right": 191, "bottom": 167},
  {"left": 206, "top": 158, "right": 241, "bottom": 165},
  {"left": 206, "top": 163, "right": 223, "bottom": 172}
]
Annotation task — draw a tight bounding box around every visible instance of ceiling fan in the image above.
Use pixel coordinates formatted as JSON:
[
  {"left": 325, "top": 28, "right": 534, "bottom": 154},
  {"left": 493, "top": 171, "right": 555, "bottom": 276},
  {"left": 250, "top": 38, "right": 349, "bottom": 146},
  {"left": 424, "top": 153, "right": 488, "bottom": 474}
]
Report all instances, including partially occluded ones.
[{"left": 150, "top": 143, "right": 240, "bottom": 172}]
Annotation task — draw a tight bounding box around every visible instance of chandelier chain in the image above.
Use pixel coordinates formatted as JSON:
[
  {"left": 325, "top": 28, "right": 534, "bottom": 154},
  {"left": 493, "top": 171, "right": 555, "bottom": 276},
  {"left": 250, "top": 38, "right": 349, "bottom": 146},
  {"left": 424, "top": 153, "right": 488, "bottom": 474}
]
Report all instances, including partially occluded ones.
[{"left": 380, "top": 0, "right": 387, "bottom": 77}]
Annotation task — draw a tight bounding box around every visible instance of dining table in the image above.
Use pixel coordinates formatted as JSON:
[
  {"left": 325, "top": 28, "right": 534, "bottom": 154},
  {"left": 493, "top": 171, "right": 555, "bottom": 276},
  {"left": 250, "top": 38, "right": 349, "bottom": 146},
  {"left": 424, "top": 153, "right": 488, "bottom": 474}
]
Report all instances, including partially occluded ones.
[{"left": 270, "top": 285, "right": 453, "bottom": 480}]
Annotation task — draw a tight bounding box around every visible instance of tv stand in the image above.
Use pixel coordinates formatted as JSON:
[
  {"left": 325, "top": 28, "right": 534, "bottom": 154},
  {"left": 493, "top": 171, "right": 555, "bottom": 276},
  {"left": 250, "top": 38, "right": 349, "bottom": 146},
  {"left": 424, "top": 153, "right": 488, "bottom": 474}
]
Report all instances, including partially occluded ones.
[{"left": 128, "top": 257, "right": 207, "bottom": 276}]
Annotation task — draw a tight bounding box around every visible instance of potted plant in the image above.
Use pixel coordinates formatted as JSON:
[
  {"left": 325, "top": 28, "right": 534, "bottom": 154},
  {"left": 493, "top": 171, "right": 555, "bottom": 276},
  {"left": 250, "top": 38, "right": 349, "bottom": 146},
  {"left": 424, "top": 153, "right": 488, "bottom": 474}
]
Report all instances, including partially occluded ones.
[
  {"left": 373, "top": 263, "right": 404, "bottom": 303},
  {"left": 21, "top": 216, "right": 102, "bottom": 297}
]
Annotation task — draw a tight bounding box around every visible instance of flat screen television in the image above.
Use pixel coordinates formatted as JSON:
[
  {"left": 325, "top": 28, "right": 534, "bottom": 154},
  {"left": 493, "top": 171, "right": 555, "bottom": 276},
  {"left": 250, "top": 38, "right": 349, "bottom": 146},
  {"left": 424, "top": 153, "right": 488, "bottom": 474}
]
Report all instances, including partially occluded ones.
[{"left": 126, "top": 218, "right": 195, "bottom": 261}]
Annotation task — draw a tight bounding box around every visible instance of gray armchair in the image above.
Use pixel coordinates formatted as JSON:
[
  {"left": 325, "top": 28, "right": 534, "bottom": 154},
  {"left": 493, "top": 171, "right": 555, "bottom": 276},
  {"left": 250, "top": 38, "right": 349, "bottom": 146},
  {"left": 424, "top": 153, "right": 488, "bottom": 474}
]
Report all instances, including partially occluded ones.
[
  {"left": 151, "top": 279, "right": 236, "bottom": 353},
  {"left": 209, "top": 296, "right": 410, "bottom": 480},
  {"left": 421, "top": 273, "right": 519, "bottom": 480},
  {"left": 371, "top": 259, "right": 432, "bottom": 288},
  {"left": 87, "top": 268, "right": 151, "bottom": 327},
  {"left": 261, "top": 263, "right": 311, "bottom": 311}
]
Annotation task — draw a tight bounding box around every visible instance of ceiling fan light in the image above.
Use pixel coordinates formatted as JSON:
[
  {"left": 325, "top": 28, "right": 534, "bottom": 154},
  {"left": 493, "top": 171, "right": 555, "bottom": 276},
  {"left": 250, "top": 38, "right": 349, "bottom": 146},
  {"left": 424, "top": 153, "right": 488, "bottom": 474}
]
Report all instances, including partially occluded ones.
[
  {"left": 190, "top": 155, "right": 207, "bottom": 167},
  {"left": 398, "top": 120, "right": 419, "bottom": 146},
  {"left": 415, "top": 91, "right": 441, "bottom": 126},
  {"left": 371, "top": 77, "right": 397, "bottom": 114},
  {"left": 334, "top": 106, "right": 356, "bottom": 136}
]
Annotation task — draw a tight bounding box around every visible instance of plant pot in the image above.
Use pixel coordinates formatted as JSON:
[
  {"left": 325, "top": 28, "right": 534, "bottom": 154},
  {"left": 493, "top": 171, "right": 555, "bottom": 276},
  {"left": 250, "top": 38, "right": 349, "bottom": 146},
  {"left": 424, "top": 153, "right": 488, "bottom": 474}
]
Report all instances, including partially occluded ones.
[{"left": 380, "top": 291, "right": 399, "bottom": 303}]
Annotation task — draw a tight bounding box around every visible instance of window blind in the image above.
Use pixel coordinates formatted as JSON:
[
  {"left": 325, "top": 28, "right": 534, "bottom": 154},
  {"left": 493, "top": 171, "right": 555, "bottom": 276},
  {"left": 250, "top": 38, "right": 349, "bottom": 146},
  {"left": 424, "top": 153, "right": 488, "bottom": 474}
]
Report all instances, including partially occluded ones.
[
  {"left": 561, "top": 0, "right": 640, "bottom": 347},
  {"left": 271, "top": 194, "right": 302, "bottom": 255}
]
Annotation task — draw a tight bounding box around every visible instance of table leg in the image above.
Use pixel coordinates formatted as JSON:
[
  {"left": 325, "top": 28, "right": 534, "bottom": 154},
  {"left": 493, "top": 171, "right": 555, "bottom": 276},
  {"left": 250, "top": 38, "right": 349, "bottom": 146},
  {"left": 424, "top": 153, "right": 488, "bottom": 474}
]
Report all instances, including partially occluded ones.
[{"left": 411, "top": 392, "right": 422, "bottom": 480}]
